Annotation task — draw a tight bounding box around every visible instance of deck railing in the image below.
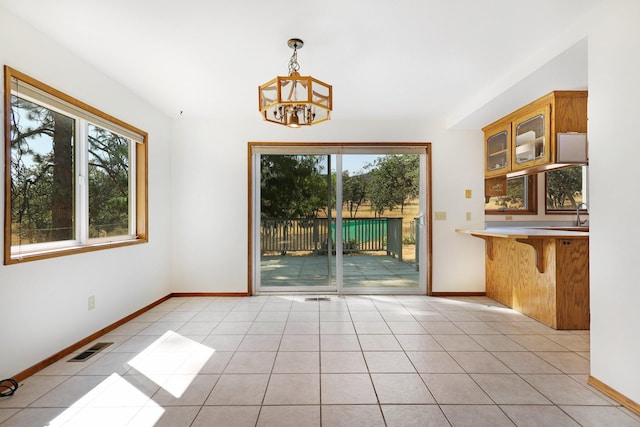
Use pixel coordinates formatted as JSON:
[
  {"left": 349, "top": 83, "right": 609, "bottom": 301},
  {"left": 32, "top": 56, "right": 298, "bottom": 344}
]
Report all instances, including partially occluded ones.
[{"left": 260, "top": 217, "right": 403, "bottom": 257}]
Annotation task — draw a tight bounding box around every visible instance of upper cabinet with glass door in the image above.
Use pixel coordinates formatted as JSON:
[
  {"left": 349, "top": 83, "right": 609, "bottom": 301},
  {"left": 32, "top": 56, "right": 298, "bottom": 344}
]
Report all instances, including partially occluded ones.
[
  {"left": 484, "top": 121, "right": 511, "bottom": 178},
  {"left": 512, "top": 103, "right": 551, "bottom": 171},
  {"left": 483, "top": 91, "right": 588, "bottom": 178}
]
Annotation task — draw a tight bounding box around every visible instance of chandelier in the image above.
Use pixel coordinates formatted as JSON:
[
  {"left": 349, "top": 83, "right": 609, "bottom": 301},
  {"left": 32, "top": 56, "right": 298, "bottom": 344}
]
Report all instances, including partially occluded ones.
[{"left": 258, "top": 38, "right": 332, "bottom": 127}]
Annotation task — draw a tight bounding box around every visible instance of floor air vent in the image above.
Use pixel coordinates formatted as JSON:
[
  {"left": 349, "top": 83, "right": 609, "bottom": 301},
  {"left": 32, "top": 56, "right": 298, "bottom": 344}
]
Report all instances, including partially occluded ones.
[
  {"left": 305, "top": 297, "right": 331, "bottom": 301},
  {"left": 68, "top": 342, "right": 113, "bottom": 362}
]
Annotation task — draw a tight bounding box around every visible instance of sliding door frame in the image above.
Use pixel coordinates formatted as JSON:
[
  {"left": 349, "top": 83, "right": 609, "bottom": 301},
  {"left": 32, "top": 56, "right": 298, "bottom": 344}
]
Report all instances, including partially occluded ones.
[{"left": 247, "top": 142, "right": 432, "bottom": 296}]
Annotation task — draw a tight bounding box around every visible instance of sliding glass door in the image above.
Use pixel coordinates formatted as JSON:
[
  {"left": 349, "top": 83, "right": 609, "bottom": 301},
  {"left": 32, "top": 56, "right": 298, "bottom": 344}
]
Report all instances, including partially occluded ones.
[
  {"left": 339, "top": 153, "right": 425, "bottom": 292},
  {"left": 258, "top": 153, "right": 337, "bottom": 292},
  {"left": 251, "top": 144, "right": 429, "bottom": 295}
]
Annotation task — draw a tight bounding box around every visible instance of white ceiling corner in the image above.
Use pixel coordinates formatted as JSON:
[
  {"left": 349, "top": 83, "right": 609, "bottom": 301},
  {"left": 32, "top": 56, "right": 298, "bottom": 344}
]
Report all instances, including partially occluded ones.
[{"left": 0, "top": 0, "right": 602, "bottom": 127}]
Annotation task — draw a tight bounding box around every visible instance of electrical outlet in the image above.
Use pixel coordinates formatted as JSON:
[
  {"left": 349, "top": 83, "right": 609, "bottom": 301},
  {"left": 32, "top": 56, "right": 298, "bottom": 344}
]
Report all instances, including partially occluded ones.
[
  {"left": 88, "top": 295, "right": 95, "bottom": 311},
  {"left": 434, "top": 211, "right": 447, "bottom": 221},
  {"left": 505, "top": 215, "right": 513, "bottom": 221},
  {"left": 465, "top": 189, "right": 472, "bottom": 199},
  {"left": 466, "top": 211, "right": 471, "bottom": 221}
]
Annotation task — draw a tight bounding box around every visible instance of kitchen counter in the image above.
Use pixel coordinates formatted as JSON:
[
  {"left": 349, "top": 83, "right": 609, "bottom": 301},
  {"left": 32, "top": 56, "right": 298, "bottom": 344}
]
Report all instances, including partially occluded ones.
[
  {"left": 456, "top": 227, "right": 589, "bottom": 239},
  {"left": 457, "top": 227, "right": 589, "bottom": 329}
]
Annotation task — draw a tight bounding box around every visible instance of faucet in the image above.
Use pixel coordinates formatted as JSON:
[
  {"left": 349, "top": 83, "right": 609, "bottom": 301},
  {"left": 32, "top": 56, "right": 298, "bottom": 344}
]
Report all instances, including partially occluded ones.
[{"left": 575, "top": 202, "right": 589, "bottom": 226}]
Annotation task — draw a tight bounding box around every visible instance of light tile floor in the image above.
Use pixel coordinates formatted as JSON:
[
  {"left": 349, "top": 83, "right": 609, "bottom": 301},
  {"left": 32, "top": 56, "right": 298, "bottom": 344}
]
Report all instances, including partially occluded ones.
[{"left": 1, "top": 295, "right": 640, "bottom": 426}]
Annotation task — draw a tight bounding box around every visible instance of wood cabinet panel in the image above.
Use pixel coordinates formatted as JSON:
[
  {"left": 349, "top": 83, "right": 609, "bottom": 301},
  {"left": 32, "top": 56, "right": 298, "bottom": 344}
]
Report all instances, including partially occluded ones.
[
  {"left": 485, "top": 238, "right": 514, "bottom": 307},
  {"left": 554, "top": 93, "right": 588, "bottom": 134},
  {"left": 556, "top": 239, "right": 590, "bottom": 329},
  {"left": 512, "top": 239, "right": 557, "bottom": 327},
  {"left": 484, "top": 236, "right": 589, "bottom": 329}
]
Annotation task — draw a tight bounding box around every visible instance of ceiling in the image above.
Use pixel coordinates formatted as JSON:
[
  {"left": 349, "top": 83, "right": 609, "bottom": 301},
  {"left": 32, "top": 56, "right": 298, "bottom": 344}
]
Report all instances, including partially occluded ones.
[{"left": 0, "top": 0, "right": 601, "bottom": 128}]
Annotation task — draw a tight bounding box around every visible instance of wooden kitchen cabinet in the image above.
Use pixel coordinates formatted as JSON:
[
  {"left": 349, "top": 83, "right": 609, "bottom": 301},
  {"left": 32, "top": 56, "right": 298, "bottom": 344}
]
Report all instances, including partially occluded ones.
[
  {"left": 512, "top": 104, "right": 551, "bottom": 171},
  {"left": 483, "top": 90, "right": 588, "bottom": 178},
  {"left": 461, "top": 228, "right": 590, "bottom": 330},
  {"left": 484, "top": 121, "right": 511, "bottom": 178}
]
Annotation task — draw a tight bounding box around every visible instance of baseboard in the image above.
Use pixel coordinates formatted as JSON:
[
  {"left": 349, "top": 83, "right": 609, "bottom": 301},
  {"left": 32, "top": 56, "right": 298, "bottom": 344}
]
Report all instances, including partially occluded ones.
[
  {"left": 588, "top": 375, "right": 640, "bottom": 417},
  {"left": 11, "top": 294, "right": 172, "bottom": 382},
  {"left": 170, "top": 292, "right": 249, "bottom": 297},
  {"left": 11, "top": 292, "right": 252, "bottom": 382},
  {"left": 430, "top": 292, "right": 486, "bottom": 297}
]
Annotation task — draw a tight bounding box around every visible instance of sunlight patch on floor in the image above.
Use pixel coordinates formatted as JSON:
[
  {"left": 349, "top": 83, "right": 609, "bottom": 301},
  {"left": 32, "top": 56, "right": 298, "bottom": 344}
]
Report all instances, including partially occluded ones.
[
  {"left": 44, "top": 330, "right": 216, "bottom": 425},
  {"left": 127, "top": 330, "right": 215, "bottom": 398},
  {"left": 46, "top": 373, "right": 163, "bottom": 427}
]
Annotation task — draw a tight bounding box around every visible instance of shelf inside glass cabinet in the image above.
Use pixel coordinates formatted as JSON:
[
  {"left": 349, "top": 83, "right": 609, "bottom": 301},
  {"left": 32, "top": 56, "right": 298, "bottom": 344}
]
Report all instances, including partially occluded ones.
[{"left": 487, "top": 131, "right": 509, "bottom": 170}]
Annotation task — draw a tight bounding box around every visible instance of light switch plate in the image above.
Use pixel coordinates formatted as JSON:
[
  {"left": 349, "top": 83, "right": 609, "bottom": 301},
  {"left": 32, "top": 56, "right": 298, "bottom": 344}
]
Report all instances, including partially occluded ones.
[
  {"left": 465, "top": 189, "right": 472, "bottom": 199},
  {"left": 434, "top": 211, "right": 447, "bottom": 220}
]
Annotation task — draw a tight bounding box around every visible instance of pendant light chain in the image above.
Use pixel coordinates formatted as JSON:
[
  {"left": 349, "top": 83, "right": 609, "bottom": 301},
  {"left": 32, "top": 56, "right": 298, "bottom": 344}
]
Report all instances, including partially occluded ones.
[{"left": 288, "top": 43, "right": 300, "bottom": 75}]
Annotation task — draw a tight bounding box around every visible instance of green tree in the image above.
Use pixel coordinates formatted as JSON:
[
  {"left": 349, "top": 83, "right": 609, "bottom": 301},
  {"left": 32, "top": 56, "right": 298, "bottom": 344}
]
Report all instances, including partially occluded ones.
[
  {"left": 87, "top": 125, "right": 130, "bottom": 237},
  {"left": 496, "top": 176, "right": 526, "bottom": 209},
  {"left": 10, "top": 96, "right": 74, "bottom": 243},
  {"left": 260, "top": 154, "right": 328, "bottom": 218},
  {"left": 342, "top": 171, "right": 368, "bottom": 217},
  {"left": 367, "top": 155, "right": 419, "bottom": 215},
  {"left": 51, "top": 112, "right": 74, "bottom": 241},
  {"left": 546, "top": 166, "right": 583, "bottom": 209}
]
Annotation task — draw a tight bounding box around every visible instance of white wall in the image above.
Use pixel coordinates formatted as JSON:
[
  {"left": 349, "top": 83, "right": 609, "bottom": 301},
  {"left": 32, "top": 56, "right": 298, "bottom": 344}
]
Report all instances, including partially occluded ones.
[
  {"left": 0, "top": 8, "right": 173, "bottom": 379},
  {"left": 588, "top": 0, "right": 640, "bottom": 404},
  {"left": 170, "top": 118, "right": 486, "bottom": 294}
]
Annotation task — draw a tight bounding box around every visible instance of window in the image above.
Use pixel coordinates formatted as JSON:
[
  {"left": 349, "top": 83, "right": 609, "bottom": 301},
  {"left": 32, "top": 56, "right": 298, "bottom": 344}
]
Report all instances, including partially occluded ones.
[
  {"left": 545, "top": 165, "right": 588, "bottom": 213},
  {"left": 485, "top": 175, "right": 537, "bottom": 214},
  {"left": 4, "top": 66, "right": 147, "bottom": 264}
]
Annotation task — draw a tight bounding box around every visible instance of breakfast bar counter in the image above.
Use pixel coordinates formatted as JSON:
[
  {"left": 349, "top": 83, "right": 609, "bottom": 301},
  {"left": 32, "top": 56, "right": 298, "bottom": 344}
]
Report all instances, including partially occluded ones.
[{"left": 457, "top": 227, "right": 589, "bottom": 330}]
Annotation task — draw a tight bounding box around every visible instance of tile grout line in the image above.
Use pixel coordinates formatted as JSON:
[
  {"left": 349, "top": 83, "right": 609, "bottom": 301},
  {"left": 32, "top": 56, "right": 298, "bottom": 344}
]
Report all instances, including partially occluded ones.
[{"left": 349, "top": 296, "right": 388, "bottom": 426}]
